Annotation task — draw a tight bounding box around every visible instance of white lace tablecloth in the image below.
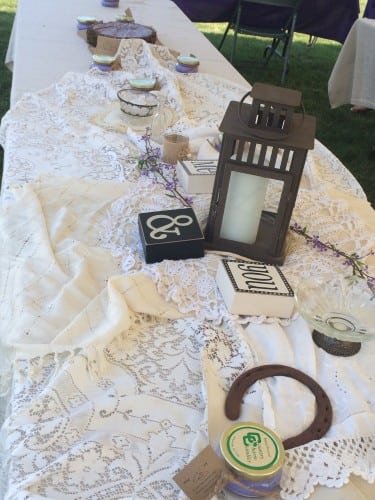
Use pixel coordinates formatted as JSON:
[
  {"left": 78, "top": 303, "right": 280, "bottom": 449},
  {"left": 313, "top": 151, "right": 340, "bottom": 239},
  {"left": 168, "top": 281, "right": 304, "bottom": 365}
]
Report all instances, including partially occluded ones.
[{"left": 1, "top": 40, "right": 375, "bottom": 500}]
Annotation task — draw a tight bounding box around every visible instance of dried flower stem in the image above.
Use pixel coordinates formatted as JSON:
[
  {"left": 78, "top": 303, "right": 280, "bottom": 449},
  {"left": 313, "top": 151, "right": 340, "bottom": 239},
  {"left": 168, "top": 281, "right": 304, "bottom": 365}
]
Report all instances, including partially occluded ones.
[
  {"left": 290, "top": 223, "right": 375, "bottom": 295},
  {"left": 138, "top": 128, "right": 192, "bottom": 208}
]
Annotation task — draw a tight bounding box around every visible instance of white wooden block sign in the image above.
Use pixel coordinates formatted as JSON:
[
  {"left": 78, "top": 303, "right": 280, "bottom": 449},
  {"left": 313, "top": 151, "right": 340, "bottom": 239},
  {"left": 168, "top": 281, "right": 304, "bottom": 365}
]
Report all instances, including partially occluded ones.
[
  {"left": 177, "top": 159, "right": 217, "bottom": 194},
  {"left": 216, "top": 259, "right": 295, "bottom": 318}
]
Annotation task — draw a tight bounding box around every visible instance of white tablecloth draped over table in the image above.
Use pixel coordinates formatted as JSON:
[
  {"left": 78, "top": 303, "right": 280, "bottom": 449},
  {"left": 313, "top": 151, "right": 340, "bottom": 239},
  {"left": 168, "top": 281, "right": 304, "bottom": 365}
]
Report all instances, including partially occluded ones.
[
  {"left": 0, "top": 39, "right": 375, "bottom": 500},
  {"left": 328, "top": 17, "right": 375, "bottom": 109}
]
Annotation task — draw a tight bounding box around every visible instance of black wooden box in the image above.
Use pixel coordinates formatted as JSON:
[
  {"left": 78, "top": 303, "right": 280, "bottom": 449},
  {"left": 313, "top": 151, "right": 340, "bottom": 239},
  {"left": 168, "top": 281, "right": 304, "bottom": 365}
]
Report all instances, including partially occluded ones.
[{"left": 138, "top": 207, "right": 205, "bottom": 263}]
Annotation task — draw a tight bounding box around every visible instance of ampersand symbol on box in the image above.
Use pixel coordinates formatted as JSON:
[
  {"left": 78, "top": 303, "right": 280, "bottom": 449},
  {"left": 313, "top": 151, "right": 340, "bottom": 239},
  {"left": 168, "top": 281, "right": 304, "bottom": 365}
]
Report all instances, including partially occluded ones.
[{"left": 146, "top": 214, "right": 193, "bottom": 240}]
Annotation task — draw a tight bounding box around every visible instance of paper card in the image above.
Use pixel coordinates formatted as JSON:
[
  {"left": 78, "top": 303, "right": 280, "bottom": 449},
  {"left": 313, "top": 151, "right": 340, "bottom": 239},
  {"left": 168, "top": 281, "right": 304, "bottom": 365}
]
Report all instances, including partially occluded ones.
[
  {"left": 77, "top": 29, "right": 88, "bottom": 40},
  {"left": 94, "top": 35, "right": 121, "bottom": 56},
  {"left": 173, "top": 446, "right": 229, "bottom": 500}
]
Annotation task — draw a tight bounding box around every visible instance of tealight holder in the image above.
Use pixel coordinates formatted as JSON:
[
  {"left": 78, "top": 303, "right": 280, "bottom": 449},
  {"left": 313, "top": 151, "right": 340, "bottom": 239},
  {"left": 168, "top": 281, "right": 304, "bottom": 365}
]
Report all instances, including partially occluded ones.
[
  {"left": 92, "top": 54, "right": 116, "bottom": 72},
  {"left": 296, "top": 274, "right": 375, "bottom": 356},
  {"left": 162, "top": 134, "right": 189, "bottom": 165},
  {"left": 176, "top": 55, "right": 200, "bottom": 73},
  {"left": 76, "top": 16, "right": 98, "bottom": 30}
]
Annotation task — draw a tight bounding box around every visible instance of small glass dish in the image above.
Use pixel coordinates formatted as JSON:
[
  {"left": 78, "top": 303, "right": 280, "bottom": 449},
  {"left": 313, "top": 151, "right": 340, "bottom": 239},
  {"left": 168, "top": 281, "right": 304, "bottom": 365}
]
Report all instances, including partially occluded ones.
[
  {"left": 117, "top": 89, "right": 158, "bottom": 117},
  {"left": 129, "top": 78, "right": 157, "bottom": 90},
  {"left": 92, "top": 54, "right": 116, "bottom": 72},
  {"left": 93, "top": 54, "right": 116, "bottom": 65},
  {"left": 295, "top": 274, "right": 375, "bottom": 356},
  {"left": 77, "top": 16, "right": 97, "bottom": 25}
]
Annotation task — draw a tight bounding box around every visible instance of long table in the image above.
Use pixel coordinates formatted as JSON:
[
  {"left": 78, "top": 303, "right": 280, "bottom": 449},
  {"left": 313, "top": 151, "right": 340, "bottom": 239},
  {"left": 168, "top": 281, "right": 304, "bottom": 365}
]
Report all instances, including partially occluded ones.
[
  {"left": 173, "top": 0, "right": 360, "bottom": 43},
  {"left": 6, "top": 0, "right": 247, "bottom": 106},
  {"left": 1, "top": 1, "right": 375, "bottom": 499}
]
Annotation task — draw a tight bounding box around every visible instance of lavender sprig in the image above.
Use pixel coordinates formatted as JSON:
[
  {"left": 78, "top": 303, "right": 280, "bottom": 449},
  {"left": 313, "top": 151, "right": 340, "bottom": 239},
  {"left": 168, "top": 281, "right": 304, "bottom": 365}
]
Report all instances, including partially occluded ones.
[
  {"left": 290, "top": 222, "right": 375, "bottom": 296},
  {"left": 137, "top": 128, "right": 192, "bottom": 208}
]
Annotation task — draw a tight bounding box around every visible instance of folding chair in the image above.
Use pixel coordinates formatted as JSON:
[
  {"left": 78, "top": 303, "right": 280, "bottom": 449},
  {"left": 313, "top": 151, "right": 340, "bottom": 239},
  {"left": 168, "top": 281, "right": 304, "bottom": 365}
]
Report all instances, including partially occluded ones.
[{"left": 218, "top": 0, "right": 301, "bottom": 84}]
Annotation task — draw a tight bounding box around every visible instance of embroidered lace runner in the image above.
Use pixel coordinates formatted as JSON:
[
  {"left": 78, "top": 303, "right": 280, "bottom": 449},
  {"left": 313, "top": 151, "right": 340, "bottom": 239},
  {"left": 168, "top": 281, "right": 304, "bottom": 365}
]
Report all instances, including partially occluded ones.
[
  {"left": 0, "top": 39, "right": 366, "bottom": 200},
  {"left": 0, "top": 40, "right": 375, "bottom": 499}
]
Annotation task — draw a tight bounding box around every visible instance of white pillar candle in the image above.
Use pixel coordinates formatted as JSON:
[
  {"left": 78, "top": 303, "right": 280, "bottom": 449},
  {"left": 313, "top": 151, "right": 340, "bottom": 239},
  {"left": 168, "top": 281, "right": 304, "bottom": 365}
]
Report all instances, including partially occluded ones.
[{"left": 219, "top": 171, "right": 268, "bottom": 244}]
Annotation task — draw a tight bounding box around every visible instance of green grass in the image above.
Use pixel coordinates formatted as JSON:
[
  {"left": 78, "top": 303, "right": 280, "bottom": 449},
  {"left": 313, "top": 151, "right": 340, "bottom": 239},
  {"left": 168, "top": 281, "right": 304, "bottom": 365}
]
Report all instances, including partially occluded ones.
[
  {"left": 0, "top": 0, "right": 17, "bottom": 182},
  {"left": 0, "top": 1, "right": 15, "bottom": 113},
  {"left": 0, "top": 0, "right": 374, "bottom": 207}
]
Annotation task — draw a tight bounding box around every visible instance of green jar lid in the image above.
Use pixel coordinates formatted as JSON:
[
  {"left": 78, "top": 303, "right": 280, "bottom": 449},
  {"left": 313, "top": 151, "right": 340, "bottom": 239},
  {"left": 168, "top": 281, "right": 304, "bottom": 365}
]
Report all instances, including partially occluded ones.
[{"left": 220, "top": 422, "right": 285, "bottom": 480}]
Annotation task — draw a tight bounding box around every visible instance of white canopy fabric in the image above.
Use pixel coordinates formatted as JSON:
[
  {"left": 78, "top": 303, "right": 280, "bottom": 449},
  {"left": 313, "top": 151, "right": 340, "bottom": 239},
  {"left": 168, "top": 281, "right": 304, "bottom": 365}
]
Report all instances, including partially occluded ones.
[{"left": 329, "top": 17, "right": 375, "bottom": 109}]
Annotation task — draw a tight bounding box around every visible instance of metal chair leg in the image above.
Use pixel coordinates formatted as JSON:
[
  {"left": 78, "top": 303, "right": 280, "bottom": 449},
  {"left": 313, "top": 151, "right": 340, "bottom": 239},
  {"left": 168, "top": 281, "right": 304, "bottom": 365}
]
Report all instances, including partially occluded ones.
[
  {"left": 230, "top": 25, "right": 240, "bottom": 62},
  {"left": 218, "top": 23, "right": 231, "bottom": 51},
  {"left": 229, "top": 4, "right": 243, "bottom": 63}
]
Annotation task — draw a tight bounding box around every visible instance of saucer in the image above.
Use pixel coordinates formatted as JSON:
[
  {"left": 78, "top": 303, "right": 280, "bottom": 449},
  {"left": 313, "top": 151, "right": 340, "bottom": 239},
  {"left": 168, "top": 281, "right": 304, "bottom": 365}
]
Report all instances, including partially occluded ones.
[{"left": 90, "top": 102, "right": 177, "bottom": 134}]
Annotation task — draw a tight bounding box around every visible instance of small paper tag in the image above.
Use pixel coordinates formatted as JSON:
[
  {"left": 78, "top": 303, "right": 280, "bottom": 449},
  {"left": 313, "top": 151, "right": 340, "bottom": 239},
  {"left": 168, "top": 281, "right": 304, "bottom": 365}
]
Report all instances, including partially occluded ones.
[
  {"left": 173, "top": 446, "right": 229, "bottom": 500},
  {"left": 94, "top": 35, "right": 121, "bottom": 56}
]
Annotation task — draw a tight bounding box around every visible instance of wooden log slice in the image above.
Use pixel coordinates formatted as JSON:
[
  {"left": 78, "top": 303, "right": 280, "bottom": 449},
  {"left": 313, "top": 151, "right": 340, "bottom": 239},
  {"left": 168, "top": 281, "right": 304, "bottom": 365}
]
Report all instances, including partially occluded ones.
[{"left": 87, "top": 22, "right": 157, "bottom": 47}]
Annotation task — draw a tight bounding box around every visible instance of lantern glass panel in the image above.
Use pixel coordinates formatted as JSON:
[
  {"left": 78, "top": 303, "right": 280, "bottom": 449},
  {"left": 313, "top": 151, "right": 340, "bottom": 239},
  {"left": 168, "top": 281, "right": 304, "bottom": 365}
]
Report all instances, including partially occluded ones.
[
  {"left": 259, "top": 179, "right": 286, "bottom": 246},
  {"left": 265, "top": 178, "right": 284, "bottom": 209}
]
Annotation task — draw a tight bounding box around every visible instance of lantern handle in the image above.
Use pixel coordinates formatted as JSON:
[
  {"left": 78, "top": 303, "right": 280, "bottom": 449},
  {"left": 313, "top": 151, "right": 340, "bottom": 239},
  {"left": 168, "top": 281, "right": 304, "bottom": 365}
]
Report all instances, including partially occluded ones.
[{"left": 237, "top": 90, "right": 305, "bottom": 141}]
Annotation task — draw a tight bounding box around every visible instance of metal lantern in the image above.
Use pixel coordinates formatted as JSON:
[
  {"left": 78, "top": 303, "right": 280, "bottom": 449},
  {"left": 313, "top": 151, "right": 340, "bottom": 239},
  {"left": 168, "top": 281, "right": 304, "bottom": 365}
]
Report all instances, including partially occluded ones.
[{"left": 205, "top": 82, "right": 316, "bottom": 265}]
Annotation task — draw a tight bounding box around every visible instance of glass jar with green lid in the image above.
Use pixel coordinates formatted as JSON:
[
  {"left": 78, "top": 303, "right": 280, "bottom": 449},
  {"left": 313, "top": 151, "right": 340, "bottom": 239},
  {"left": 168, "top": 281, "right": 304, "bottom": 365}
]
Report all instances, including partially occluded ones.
[{"left": 220, "top": 421, "right": 285, "bottom": 497}]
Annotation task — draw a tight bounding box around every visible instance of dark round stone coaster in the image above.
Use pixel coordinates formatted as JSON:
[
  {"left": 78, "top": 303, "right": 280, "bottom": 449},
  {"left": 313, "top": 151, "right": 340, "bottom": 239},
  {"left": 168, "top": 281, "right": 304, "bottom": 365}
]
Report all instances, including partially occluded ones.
[{"left": 312, "top": 329, "right": 361, "bottom": 356}]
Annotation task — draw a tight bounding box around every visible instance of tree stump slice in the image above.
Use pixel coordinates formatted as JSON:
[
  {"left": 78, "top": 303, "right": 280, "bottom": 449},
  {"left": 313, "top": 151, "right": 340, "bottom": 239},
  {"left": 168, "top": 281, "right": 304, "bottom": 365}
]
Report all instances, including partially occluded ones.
[{"left": 87, "top": 22, "right": 157, "bottom": 47}]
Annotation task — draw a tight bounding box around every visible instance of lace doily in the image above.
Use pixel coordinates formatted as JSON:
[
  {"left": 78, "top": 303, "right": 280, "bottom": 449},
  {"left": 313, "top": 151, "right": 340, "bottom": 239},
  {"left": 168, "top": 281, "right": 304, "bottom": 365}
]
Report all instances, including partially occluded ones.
[
  {"left": 3, "top": 312, "right": 375, "bottom": 500},
  {"left": 0, "top": 39, "right": 365, "bottom": 201},
  {"left": 0, "top": 174, "right": 373, "bottom": 500},
  {"left": 102, "top": 175, "right": 374, "bottom": 325},
  {"left": 282, "top": 436, "right": 375, "bottom": 498}
]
